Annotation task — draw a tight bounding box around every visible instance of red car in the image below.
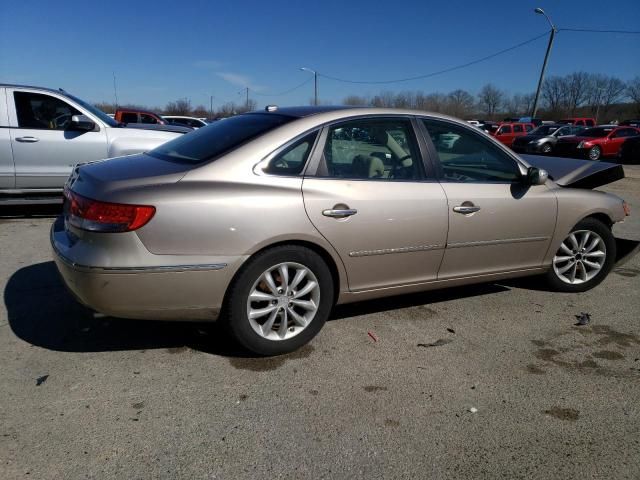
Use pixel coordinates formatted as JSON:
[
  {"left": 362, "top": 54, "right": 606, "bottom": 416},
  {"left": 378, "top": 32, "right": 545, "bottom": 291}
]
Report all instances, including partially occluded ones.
[
  {"left": 490, "top": 122, "right": 535, "bottom": 147},
  {"left": 554, "top": 126, "right": 640, "bottom": 160},
  {"left": 557, "top": 117, "right": 596, "bottom": 127}
]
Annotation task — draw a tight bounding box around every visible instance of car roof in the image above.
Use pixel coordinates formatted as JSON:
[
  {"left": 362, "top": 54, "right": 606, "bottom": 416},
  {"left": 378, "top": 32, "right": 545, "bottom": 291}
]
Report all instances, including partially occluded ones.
[
  {"left": 249, "top": 106, "right": 356, "bottom": 118},
  {"left": 0, "top": 83, "right": 70, "bottom": 94},
  {"left": 117, "top": 108, "right": 161, "bottom": 115}
]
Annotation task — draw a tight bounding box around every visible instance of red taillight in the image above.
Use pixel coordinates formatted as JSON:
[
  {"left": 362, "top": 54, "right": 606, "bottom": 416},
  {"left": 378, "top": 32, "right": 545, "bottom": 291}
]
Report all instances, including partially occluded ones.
[{"left": 64, "top": 189, "right": 155, "bottom": 232}]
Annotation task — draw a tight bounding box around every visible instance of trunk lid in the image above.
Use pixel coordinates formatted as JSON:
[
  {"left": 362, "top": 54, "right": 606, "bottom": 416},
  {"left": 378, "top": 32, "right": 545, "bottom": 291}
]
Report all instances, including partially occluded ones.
[
  {"left": 521, "top": 154, "right": 624, "bottom": 189},
  {"left": 65, "top": 153, "right": 191, "bottom": 200}
]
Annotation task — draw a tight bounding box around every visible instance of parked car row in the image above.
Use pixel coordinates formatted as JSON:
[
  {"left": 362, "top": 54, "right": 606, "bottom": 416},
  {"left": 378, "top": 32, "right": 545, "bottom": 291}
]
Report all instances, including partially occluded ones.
[{"left": 467, "top": 116, "right": 639, "bottom": 162}]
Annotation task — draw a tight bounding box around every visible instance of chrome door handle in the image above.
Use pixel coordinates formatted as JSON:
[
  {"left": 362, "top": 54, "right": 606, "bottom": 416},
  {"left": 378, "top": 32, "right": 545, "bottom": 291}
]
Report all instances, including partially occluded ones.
[
  {"left": 15, "top": 136, "right": 40, "bottom": 143},
  {"left": 322, "top": 208, "right": 358, "bottom": 218},
  {"left": 453, "top": 205, "right": 481, "bottom": 214}
]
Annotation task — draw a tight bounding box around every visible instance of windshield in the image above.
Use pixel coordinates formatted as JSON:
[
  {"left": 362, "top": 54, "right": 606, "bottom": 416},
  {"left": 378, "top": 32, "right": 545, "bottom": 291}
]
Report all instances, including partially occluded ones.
[
  {"left": 65, "top": 93, "right": 119, "bottom": 127},
  {"left": 530, "top": 126, "right": 559, "bottom": 136},
  {"left": 149, "top": 113, "right": 294, "bottom": 163},
  {"left": 580, "top": 127, "right": 613, "bottom": 138}
]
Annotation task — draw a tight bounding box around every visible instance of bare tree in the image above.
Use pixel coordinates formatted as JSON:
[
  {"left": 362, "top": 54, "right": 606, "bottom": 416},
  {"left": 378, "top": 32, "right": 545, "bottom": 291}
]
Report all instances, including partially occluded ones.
[
  {"left": 216, "top": 102, "right": 238, "bottom": 117},
  {"left": 628, "top": 77, "right": 640, "bottom": 115},
  {"left": 94, "top": 102, "right": 116, "bottom": 114},
  {"left": 542, "top": 76, "right": 567, "bottom": 116},
  {"left": 371, "top": 91, "right": 395, "bottom": 108},
  {"left": 192, "top": 105, "right": 209, "bottom": 118},
  {"left": 477, "top": 84, "right": 504, "bottom": 118},
  {"left": 343, "top": 95, "right": 369, "bottom": 106},
  {"left": 422, "top": 93, "right": 448, "bottom": 113},
  {"left": 164, "top": 98, "right": 192, "bottom": 115},
  {"left": 505, "top": 93, "right": 535, "bottom": 117},
  {"left": 236, "top": 99, "right": 257, "bottom": 113},
  {"left": 446, "top": 89, "right": 475, "bottom": 119},
  {"left": 563, "top": 72, "right": 591, "bottom": 115}
]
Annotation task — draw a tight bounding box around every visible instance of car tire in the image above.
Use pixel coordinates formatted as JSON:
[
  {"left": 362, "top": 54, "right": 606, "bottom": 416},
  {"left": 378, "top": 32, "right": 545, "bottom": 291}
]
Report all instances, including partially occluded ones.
[
  {"left": 223, "top": 245, "right": 334, "bottom": 356},
  {"left": 541, "top": 143, "right": 552, "bottom": 154},
  {"left": 588, "top": 145, "right": 601, "bottom": 161},
  {"left": 545, "top": 217, "right": 616, "bottom": 293}
]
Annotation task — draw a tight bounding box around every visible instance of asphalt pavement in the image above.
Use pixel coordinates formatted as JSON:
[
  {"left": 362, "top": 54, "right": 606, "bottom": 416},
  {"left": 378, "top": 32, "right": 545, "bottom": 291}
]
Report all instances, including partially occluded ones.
[{"left": 1, "top": 167, "right": 639, "bottom": 479}]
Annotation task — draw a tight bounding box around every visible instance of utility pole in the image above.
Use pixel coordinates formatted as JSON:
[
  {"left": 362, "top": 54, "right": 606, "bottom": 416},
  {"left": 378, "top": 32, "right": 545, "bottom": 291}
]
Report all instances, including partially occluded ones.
[
  {"left": 112, "top": 71, "right": 119, "bottom": 109},
  {"left": 210, "top": 95, "right": 213, "bottom": 119},
  {"left": 300, "top": 67, "right": 318, "bottom": 106},
  {"left": 531, "top": 8, "right": 556, "bottom": 118},
  {"left": 245, "top": 87, "right": 249, "bottom": 110}
]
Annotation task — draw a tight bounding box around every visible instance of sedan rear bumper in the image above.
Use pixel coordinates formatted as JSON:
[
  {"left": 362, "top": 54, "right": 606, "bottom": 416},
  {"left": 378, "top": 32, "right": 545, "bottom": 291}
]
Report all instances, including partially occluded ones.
[{"left": 51, "top": 217, "right": 243, "bottom": 321}]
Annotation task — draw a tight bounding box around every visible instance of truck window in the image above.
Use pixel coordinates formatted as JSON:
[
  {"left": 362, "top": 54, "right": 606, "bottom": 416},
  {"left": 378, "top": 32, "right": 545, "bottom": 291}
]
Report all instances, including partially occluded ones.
[
  {"left": 140, "top": 113, "right": 159, "bottom": 124},
  {"left": 121, "top": 112, "right": 138, "bottom": 123},
  {"left": 14, "top": 91, "right": 80, "bottom": 130}
]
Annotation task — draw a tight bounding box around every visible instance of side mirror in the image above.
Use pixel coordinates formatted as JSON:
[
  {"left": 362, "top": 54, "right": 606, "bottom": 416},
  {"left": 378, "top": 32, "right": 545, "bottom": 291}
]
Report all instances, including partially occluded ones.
[
  {"left": 526, "top": 166, "right": 548, "bottom": 185},
  {"left": 68, "top": 114, "right": 95, "bottom": 132}
]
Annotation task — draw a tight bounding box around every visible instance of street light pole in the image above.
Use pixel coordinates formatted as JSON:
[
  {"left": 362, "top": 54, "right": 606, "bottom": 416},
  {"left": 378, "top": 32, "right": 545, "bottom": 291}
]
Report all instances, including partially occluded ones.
[
  {"left": 300, "top": 67, "right": 318, "bottom": 106},
  {"left": 531, "top": 7, "right": 556, "bottom": 118}
]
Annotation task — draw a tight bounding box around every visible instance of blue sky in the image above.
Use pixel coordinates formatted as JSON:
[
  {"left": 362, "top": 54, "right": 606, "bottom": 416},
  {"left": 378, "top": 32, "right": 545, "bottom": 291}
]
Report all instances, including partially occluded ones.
[{"left": 1, "top": 0, "right": 639, "bottom": 110}]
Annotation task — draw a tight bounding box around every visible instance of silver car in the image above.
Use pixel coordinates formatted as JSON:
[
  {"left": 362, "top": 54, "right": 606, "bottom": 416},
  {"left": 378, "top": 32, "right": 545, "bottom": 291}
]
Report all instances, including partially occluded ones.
[
  {"left": 0, "top": 84, "right": 182, "bottom": 203},
  {"left": 51, "top": 106, "right": 629, "bottom": 355}
]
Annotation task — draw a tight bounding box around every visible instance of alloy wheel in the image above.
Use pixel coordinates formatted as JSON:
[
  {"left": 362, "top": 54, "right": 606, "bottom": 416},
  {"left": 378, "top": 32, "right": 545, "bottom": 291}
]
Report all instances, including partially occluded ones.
[
  {"left": 588, "top": 146, "right": 601, "bottom": 160},
  {"left": 552, "top": 230, "right": 606, "bottom": 284},
  {"left": 246, "top": 262, "right": 320, "bottom": 341}
]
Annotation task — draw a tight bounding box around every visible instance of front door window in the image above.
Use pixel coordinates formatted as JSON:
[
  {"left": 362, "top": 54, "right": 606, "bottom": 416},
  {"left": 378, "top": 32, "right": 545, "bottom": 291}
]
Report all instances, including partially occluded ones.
[{"left": 14, "top": 92, "right": 80, "bottom": 130}]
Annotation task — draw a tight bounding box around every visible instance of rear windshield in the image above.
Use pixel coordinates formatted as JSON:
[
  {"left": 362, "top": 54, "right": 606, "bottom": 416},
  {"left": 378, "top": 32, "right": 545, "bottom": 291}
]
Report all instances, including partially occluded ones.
[
  {"left": 580, "top": 127, "right": 613, "bottom": 138},
  {"left": 149, "top": 113, "right": 294, "bottom": 163}
]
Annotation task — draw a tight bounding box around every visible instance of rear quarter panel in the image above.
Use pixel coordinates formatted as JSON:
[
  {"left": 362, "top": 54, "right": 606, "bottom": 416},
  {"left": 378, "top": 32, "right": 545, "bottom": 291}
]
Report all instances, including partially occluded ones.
[{"left": 131, "top": 175, "right": 349, "bottom": 294}]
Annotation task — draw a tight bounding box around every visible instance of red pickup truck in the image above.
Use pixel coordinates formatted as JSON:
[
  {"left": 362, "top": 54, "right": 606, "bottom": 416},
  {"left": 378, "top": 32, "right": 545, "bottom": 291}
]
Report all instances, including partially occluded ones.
[{"left": 113, "top": 108, "right": 169, "bottom": 125}]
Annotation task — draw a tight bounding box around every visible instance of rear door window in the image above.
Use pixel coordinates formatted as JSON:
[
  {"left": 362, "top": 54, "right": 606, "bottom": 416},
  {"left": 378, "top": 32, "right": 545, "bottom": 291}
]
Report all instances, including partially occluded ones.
[
  {"left": 317, "top": 117, "right": 424, "bottom": 181},
  {"left": 513, "top": 124, "right": 523, "bottom": 133},
  {"left": 585, "top": 119, "right": 595, "bottom": 127},
  {"left": 498, "top": 125, "right": 512, "bottom": 134}
]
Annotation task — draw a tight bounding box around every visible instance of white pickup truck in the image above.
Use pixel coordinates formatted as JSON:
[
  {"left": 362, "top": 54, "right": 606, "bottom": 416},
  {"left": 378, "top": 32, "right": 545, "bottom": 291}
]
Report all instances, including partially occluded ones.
[{"left": 0, "top": 84, "right": 185, "bottom": 204}]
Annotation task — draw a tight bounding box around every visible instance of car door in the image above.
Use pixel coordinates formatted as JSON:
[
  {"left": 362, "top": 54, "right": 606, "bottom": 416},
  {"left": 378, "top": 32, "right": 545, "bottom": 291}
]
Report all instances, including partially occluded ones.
[
  {"left": 604, "top": 129, "right": 628, "bottom": 156},
  {"left": 302, "top": 116, "right": 448, "bottom": 292},
  {"left": 7, "top": 88, "right": 108, "bottom": 189},
  {"left": 512, "top": 123, "right": 524, "bottom": 141},
  {"left": 495, "top": 124, "right": 513, "bottom": 146},
  {"left": 0, "top": 87, "right": 15, "bottom": 189},
  {"left": 420, "top": 118, "right": 557, "bottom": 279}
]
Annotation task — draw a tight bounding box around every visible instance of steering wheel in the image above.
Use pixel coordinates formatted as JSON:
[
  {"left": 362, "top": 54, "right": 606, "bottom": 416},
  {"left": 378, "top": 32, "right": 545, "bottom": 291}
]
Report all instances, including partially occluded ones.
[
  {"left": 444, "top": 171, "right": 474, "bottom": 182},
  {"left": 272, "top": 158, "right": 289, "bottom": 169},
  {"left": 52, "top": 113, "right": 72, "bottom": 129}
]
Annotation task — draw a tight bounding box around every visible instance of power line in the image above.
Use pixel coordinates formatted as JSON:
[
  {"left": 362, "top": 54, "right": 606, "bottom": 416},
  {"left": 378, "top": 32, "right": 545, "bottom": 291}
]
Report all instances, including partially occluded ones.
[
  {"left": 253, "top": 77, "right": 313, "bottom": 96},
  {"left": 558, "top": 28, "right": 640, "bottom": 34},
  {"left": 316, "top": 30, "right": 551, "bottom": 85}
]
